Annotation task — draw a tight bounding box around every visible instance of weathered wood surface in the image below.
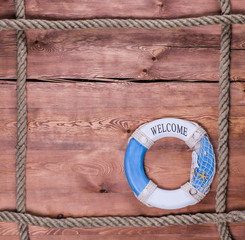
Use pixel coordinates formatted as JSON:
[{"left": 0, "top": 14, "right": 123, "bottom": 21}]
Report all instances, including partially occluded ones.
[
  {"left": 0, "top": 0, "right": 245, "bottom": 19},
  {"left": 1, "top": 1, "right": 245, "bottom": 239},
  {"left": 1, "top": 1, "right": 245, "bottom": 81},
  {"left": 0, "top": 222, "right": 244, "bottom": 240},
  {"left": 0, "top": 26, "right": 245, "bottom": 81},
  {"left": 0, "top": 81, "right": 245, "bottom": 239},
  {"left": 0, "top": 223, "right": 244, "bottom": 240}
]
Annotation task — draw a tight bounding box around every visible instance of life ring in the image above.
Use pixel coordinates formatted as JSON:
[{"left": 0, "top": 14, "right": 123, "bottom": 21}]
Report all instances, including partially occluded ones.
[{"left": 124, "top": 118, "right": 215, "bottom": 210}]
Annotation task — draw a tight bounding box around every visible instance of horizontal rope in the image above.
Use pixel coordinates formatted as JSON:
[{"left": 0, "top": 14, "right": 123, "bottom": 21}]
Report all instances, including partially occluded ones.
[
  {"left": 0, "top": 14, "right": 245, "bottom": 31},
  {"left": 0, "top": 210, "right": 244, "bottom": 228}
]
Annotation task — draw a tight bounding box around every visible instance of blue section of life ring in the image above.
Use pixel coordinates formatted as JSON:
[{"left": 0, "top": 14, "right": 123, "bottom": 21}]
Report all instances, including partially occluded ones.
[
  {"left": 124, "top": 138, "right": 149, "bottom": 196},
  {"left": 191, "top": 135, "right": 215, "bottom": 194}
]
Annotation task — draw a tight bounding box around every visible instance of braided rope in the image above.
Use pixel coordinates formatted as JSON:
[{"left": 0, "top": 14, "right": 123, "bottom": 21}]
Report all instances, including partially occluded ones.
[
  {"left": 0, "top": 0, "right": 244, "bottom": 239},
  {"left": 216, "top": 1, "right": 232, "bottom": 239},
  {"left": 0, "top": 14, "right": 244, "bottom": 31},
  {"left": 14, "top": 0, "right": 29, "bottom": 239},
  {"left": 0, "top": 211, "right": 244, "bottom": 228}
]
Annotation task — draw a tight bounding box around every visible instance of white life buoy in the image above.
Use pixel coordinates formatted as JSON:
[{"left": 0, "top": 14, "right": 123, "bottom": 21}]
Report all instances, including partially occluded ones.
[{"left": 124, "top": 118, "right": 215, "bottom": 210}]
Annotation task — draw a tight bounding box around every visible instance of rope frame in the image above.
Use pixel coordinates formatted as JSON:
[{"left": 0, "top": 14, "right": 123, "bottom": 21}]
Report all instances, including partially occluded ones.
[{"left": 0, "top": 0, "right": 245, "bottom": 239}]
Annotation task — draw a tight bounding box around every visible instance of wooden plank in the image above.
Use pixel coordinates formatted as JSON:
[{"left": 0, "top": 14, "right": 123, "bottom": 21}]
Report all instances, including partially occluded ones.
[
  {"left": 0, "top": 0, "right": 15, "bottom": 19},
  {"left": 0, "top": 31, "right": 16, "bottom": 79},
  {"left": 0, "top": 81, "right": 244, "bottom": 217},
  {"left": 0, "top": 222, "right": 244, "bottom": 240},
  {"left": 1, "top": 0, "right": 245, "bottom": 20},
  {"left": 24, "top": 223, "right": 245, "bottom": 240},
  {"left": 0, "top": 82, "right": 244, "bottom": 238},
  {"left": 0, "top": 26, "right": 245, "bottom": 80},
  {"left": 25, "top": 0, "right": 221, "bottom": 19},
  {"left": 1, "top": 1, "right": 245, "bottom": 239},
  {"left": 0, "top": 222, "right": 19, "bottom": 239}
]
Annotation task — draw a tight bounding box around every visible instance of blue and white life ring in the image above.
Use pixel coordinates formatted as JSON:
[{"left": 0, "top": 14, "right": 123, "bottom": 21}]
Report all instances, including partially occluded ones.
[{"left": 124, "top": 118, "right": 215, "bottom": 210}]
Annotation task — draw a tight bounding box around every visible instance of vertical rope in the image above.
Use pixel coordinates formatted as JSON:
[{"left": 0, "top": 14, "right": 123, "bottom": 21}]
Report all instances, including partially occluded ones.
[
  {"left": 14, "top": 0, "right": 29, "bottom": 239},
  {"left": 216, "top": 0, "right": 232, "bottom": 239}
]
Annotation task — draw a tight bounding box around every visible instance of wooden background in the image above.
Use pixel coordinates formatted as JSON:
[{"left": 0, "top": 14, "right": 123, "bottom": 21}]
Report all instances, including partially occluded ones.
[{"left": 0, "top": 0, "right": 245, "bottom": 239}]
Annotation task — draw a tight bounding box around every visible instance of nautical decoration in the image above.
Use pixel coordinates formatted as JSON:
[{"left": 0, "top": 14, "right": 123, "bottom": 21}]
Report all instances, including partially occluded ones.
[{"left": 124, "top": 118, "right": 215, "bottom": 210}]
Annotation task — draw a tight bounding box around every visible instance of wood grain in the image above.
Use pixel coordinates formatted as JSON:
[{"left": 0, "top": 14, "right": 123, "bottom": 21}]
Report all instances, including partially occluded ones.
[
  {"left": 1, "top": 0, "right": 245, "bottom": 20},
  {"left": 0, "top": 81, "right": 244, "bottom": 219},
  {"left": 1, "top": 1, "right": 245, "bottom": 239},
  {"left": 0, "top": 223, "right": 243, "bottom": 240},
  {"left": 0, "top": 82, "right": 245, "bottom": 238},
  {"left": 0, "top": 223, "right": 244, "bottom": 240},
  {"left": 0, "top": 0, "right": 15, "bottom": 19},
  {"left": 0, "top": 26, "right": 245, "bottom": 80}
]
